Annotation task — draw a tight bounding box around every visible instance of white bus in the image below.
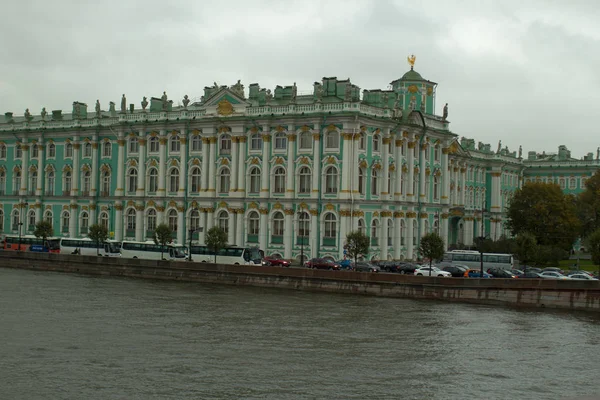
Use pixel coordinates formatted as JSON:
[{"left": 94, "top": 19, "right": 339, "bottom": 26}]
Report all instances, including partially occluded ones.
[
  {"left": 189, "top": 245, "right": 263, "bottom": 265},
  {"left": 443, "top": 250, "right": 514, "bottom": 270},
  {"left": 60, "top": 238, "right": 121, "bottom": 257},
  {"left": 120, "top": 240, "right": 187, "bottom": 261}
]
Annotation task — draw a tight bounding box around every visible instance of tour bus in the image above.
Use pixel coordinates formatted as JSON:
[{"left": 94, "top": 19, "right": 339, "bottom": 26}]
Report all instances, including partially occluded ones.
[
  {"left": 120, "top": 240, "right": 187, "bottom": 261},
  {"left": 60, "top": 238, "right": 121, "bottom": 257},
  {"left": 188, "top": 245, "right": 263, "bottom": 265},
  {"left": 2, "top": 235, "right": 61, "bottom": 253},
  {"left": 443, "top": 250, "right": 514, "bottom": 270}
]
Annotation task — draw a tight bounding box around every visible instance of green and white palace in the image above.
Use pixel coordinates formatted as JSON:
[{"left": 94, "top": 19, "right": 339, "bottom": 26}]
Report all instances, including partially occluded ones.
[{"left": 1, "top": 63, "right": 599, "bottom": 261}]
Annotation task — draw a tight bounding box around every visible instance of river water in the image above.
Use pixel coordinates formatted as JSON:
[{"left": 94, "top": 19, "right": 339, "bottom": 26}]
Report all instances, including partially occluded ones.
[{"left": 1, "top": 268, "right": 599, "bottom": 400}]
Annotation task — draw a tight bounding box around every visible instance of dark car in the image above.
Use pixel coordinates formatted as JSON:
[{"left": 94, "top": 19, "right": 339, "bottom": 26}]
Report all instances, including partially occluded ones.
[
  {"left": 353, "top": 262, "right": 381, "bottom": 273},
  {"left": 487, "top": 268, "right": 517, "bottom": 279},
  {"left": 306, "top": 258, "right": 340, "bottom": 270},
  {"left": 441, "top": 265, "right": 468, "bottom": 277},
  {"left": 377, "top": 261, "right": 405, "bottom": 273},
  {"left": 521, "top": 266, "right": 542, "bottom": 274},
  {"left": 397, "top": 263, "right": 419, "bottom": 275},
  {"left": 511, "top": 269, "right": 524, "bottom": 277},
  {"left": 263, "top": 255, "right": 290, "bottom": 267}
]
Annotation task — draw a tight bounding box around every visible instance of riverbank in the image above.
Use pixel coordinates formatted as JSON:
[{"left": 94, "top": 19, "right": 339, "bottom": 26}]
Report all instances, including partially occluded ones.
[{"left": 1, "top": 252, "right": 599, "bottom": 312}]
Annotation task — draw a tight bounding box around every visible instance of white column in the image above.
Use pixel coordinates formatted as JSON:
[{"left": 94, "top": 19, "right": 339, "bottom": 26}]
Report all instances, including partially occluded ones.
[
  {"left": 382, "top": 137, "right": 390, "bottom": 198},
  {"left": 35, "top": 202, "right": 42, "bottom": 224},
  {"left": 407, "top": 141, "right": 415, "bottom": 201},
  {"left": 114, "top": 203, "right": 123, "bottom": 241},
  {"left": 341, "top": 133, "right": 351, "bottom": 198},
  {"left": 135, "top": 205, "right": 144, "bottom": 241},
  {"left": 201, "top": 137, "right": 210, "bottom": 191},
  {"left": 460, "top": 166, "right": 467, "bottom": 206},
  {"left": 230, "top": 137, "right": 239, "bottom": 192},
  {"left": 36, "top": 142, "right": 44, "bottom": 197},
  {"left": 352, "top": 136, "right": 360, "bottom": 196},
  {"left": 137, "top": 132, "right": 146, "bottom": 198},
  {"left": 259, "top": 209, "right": 268, "bottom": 252},
  {"left": 237, "top": 137, "right": 247, "bottom": 193},
  {"left": 338, "top": 210, "right": 348, "bottom": 259},
  {"left": 310, "top": 210, "right": 318, "bottom": 258},
  {"left": 89, "top": 203, "right": 96, "bottom": 230},
  {"left": 286, "top": 134, "right": 296, "bottom": 198},
  {"left": 178, "top": 130, "right": 187, "bottom": 197},
  {"left": 158, "top": 131, "right": 167, "bottom": 195},
  {"left": 199, "top": 210, "right": 207, "bottom": 244},
  {"left": 311, "top": 132, "right": 321, "bottom": 198},
  {"left": 116, "top": 134, "right": 125, "bottom": 196},
  {"left": 406, "top": 212, "right": 414, "bottom": 260},
  {"left": 72, "top": 140, "right": 80, "bottom": 197},
  {"left": 228, "top": 211, "right": 235, "bottom": 245},
  {"left": 20, "top": 141, "right": 29, "bottom": 195},
  {"left": 69, "top": 203, "right": 77, "bottom": 237},
  {"left": 284, "top": 210, "right": 293, "bottom": 259},
  {"left": 157, "top": 204, "right": 165, "bottom": 226},
  {"left": 491, "top": 171, "right": 501, "bottom": 213},
  {"left": 206, "top": 208, "right": 214, "bottom": 231},
  {"left": 394, "top": 138, "right": 403, "bottom": 200},
  {"left": 235, "top": 210, "right": 244, "bottom": 246},
  {"left": 177, "top": 206, "right": 184, "bottom": 244},
  {"left": 261, "top": 132, "right": 271, "bottom": 198},
  {"left": 465, "top": 218, "right": 474, "bottom": 246},
  {"left": 380, "top": 213, "right": 389, "bottom": 260},
  {"left": 419, "top": 215, "right": 427, "bottom": 239},
  {"left": 419, "top": 144, "right": 426, "bottom": 200},
  {"left": 441, "top": 148, "right": 450, "bottom": 205},
  {"left": 90, "top": 140, "right": 98, "bottom": 196},
  {"left": 394, "top": 213, "right": 402, "bottom": 260},
  {"left": 208, "top": 137, "right": 217, "bottom": 193},
  {"left": 441, "top": 212, "right": 449, "bottom": 251}
]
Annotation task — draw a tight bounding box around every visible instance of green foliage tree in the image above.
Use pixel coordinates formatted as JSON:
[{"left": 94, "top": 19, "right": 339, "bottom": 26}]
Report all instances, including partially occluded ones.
[
  {"left": 515, "top": 232, "right": 537, "bottom": 274},
  {"left": 576, "top": 170, "right": 600, "bottom": 237},
  {"left": 205, "top": 226, "right": 228, "bottom": 263},
  {"left": 506, "top": 182, "right": 581, "bottom": 251},
  {"left": 419, "top": 232, "right": 445, "bottom": 276},
  {"left": 345, "top": 230, "right": 370, "bottom": 267},
  {"left": 33, "top": 221, "right": 54, "bottom": 250},
  {"left": 153, "top": 223, "right": 174, "bottom": 260},
  {"left": 533, "top": 245, "right": 568, "bottom": 268},
  {"left": 585, "top": 228, "right": 600, "bottom": 277},
  {"left": 88, "top": 224, "right": 109, "bottom": 256}
]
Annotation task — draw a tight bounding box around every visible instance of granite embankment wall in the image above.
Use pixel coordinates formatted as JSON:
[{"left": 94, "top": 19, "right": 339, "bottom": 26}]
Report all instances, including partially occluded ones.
[{"left": 1, "top": 252, "right": 599, "bottom": 312}]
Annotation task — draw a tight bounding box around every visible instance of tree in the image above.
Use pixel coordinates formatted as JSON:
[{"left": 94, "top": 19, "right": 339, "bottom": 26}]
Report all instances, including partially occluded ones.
[
  {"left": 576, "top": 170, "right": 600, "bottom": 237},
  {"left": 153, "top": 223, "right": 173, "bottom": 260},
  {"left": 506, "top": 182, "right": 581, "bottom": 251},
  {"left": 515, "top": 232, "right": 537, "bottom": 274},
  {"left": 345, "top": 230, "right": 370, "bottom": 267},
  {"left": 205, "top": 226, "right": 228, "bottom": 263},
  {"left": 419, "top": 232, "right": 445, "bottom": 276},
  {"left": 33, "top": 221, "right": 54, "bottom": 251},
  {"left": 585, "top": 228, "right": 600, "bottom": 277},
  {"left": 88, "top": 224, "right": 108, "bottom": 256}
]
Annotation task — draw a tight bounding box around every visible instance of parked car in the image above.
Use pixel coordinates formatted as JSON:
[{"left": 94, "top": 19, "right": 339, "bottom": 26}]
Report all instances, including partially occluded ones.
[
  {"left": 511, "top": 269, "right": 524, "bottom": 277},
  {"left": 306, "top": 258, "right": 340, "bottom": 270},
  {"left": 542, "top": 267, "right": 565, "bottom": 275},
  {"left": 377, "top": 261, "right": 408, "bottom": 273},
  {"left": 397, "top": 263, "right": 419, "bottom": 275},
  {"left": 263, "top": 255, "right": 290, "bottom": 267},
  {"left": 487, "top": 268, "right": 517, "bottom": 279},
  {"left": 567, "top": 273, "right": 598, "bottom": 280},
  {"left": 353, "top": 262, "right": 381, "bottom": 273},
  {"left": 336, "top": 259, "right": 353, "bottom": 270},
  {"left": 520, "top": 272, "right": 545, "bottom": 279},
  {"left": 463, "top": 269, "right": 493, "bottom": 278},
  {"left": 440, "top": 265, "right": 468, "bottom": 277},
  {"left": 414, "top": 266, "right": 452, "bottom": 277},
  {"left": 520, "top": 266, "right": 542, "bottom": 274},
  {"left": 540, "top": 271, "right": 570, "bottom": 280}
]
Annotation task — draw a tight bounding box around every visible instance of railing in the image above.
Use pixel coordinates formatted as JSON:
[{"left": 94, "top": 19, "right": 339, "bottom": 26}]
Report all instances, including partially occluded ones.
[
  {"left": 45, "top": 191, "right": 53, "bottom": 196},
  {"left": 271, "top": 235, "right": 283, "bottom": 244},
  {"left": 296, "top": 237, "right": 309, "bottom": 245},
  {"left": 371, "top": 237, "right": 379, "bottom": 246},
  {"left": 62, "top": 226, "right": 69, "bottom": 233},
  {"left": 322, "top": 237, "right": 336, "bottom": 247},
  {"left": 12, "top": 190, "right": 19, "bottom": 195},
  {"left": 80, "top": 228, "right": 88, "bottom": 234},
  {"left": 62, "top": 191, "right": 70, "bottom": 196},
  {"left": 101, "top": 191, "right": 109, "bottom": 197},
  {"left": 126, "top": 229, "right": 135, "bottom": 237},
  {"left": 81, "top": 191, "right": 89, "bottom": 196},
  {"left": 28, "top": 190, "right": 36, "bottom": 196},
  {"left": 247, "top": 234, "right": 259, "bottom": 243}
]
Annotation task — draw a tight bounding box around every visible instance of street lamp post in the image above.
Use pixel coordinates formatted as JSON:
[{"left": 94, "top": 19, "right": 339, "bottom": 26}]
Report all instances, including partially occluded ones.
[
  {"left": 478, "top": 201, "right": 487, "bottom": 278},
  {"left": 188, "top": 207, "right": 200, "bottom": 262},
  {"left": 18, "top": 201, "right": 28, "bottom": 251},
  {"left": 298, "top": 208, "right": 305, "bottom": 267}
]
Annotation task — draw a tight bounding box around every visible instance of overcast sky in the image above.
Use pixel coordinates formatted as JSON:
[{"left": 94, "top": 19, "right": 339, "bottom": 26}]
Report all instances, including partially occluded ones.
[{"left": 1, "top": 0, "right": 599, "bottom": 157}]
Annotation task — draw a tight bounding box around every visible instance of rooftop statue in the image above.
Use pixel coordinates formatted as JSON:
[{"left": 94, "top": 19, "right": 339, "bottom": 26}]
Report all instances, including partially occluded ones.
[
  {"left": 182, "top": 95, "right": 190, "bottom": 109},
  {"left": 291, "top": 82, "right": 297, "bottom": 103},
  {"left": 265, "top": 89, "right": 273, "bottom": 103},
  {"left": 141, "top": 96, "right": 148, "bottom": 110},
  {"left": 407, "top": 54, "right": 416, "bottom": 69},
  {"left": 442, "top": 103, "right": 448, "bottom": 121},
  {"left": 41, "top": 107, "right": 47, "bottom": 120},
  {"left": 315, "top": 83, "right": 323, "bottom": 102},
  {"left": 121, "top": 94, "right": 127, "bottom": 113},
  {"left": 518, "top": 145, "right": 522, "bottom": 158},
  {"left": 382, "top": 92, "right": 389, "bottom": 107},
  {"left": 24, "top": 108, "right": 31, "bottom": 120},
  {"left": 95, "top": 100, "right": 101, "bottom": 117},
  {"left": 497, "top": 140, "right": 502, "bottom": 154},
  {"left": 161, "top": 91, "right": 168, "bottom": 110},
  {"left": 109, "top": 101, "right": 116, "bottom": 116},
  {"left": 345, "top": 83, "right": 352, "bottom": 101},
  {"left": 231, "top": 80, "right": 244, "bottom": 97},
  {"left": 478, "top": 141, "right": 484, "bottom": 151}
]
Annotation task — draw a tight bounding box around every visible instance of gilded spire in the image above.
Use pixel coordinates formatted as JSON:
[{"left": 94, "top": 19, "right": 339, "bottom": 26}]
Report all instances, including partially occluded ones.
[{"left": 407, "top": 54, "right": 416, "bottom": 70}]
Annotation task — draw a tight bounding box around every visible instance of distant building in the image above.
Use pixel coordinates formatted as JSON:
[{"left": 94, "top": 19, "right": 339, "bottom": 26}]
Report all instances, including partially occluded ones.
[{"left": 0, "top": 66, "right": 598, "bottom": 261}]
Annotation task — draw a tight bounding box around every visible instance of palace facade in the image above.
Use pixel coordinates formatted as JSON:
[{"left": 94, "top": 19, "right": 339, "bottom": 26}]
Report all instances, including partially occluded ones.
[{"left": 1, "top": 66, "right": 599, "bottom": 261}]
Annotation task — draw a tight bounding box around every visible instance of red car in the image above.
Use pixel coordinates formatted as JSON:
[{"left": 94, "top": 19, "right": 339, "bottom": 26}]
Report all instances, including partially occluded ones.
[
  {"left": 305, "top": 258, "right": 340, "bottom": 270},
  {"left": 263, "top": 255, "right": 291, "bottom": 267}
]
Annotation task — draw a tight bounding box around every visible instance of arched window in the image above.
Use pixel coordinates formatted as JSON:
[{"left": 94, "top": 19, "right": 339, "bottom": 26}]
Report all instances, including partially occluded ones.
[
  {"left": 13, "top": 169, "right": 22, "bottom": 194},
  {"left": 63, "top": 171, "right": 71, "bottom": 194},
  {"left": 249, "top": 167, "right": 261, "bottom": 194},
  {"left": 434, "top": 146, "right": 440, "bottom": 162},
  {"left": 83, "top": 142, "right": 92, "bottom": 157},
  {"left": 99, "top": 212, "right": 108, "bottom": 230},
  {"left": 371, "top": 219, "right": 379, "bottom": 245},
  {"left": 358, "top": 218, "right": 366, "bottom": 236},
  {"left": 274, "top": 132, "right": 287, "bottom": 150},
  {"left": 272, "top": 212, "right": 284, "bottom": 237},
  {"left": 190, "top": 167, "right": 201, "bottom": 193},
  {"left": 298, "top": 167, "right": 311, "bottom": 193},
  {"left": 250, "top": 133, "right": 262, "bottom": 151},
  {"left": 433, "top": 175, "right": 440, "bottom": 201},
  {"left": 190, "top": 209, "right": 200, "bottom": 232},
  {"left": 273, "top": 167, "right": 286, "bottom": 194},
  {"left": 65, "top": 143, "right": 73, "bottom": 158},
  {"left": 569, "top": 177, "right": 577, "bottom": 190},
  {"left": 28, "top": 210, "right": 36, "bottom": 231},
  {"left": 12, "top": 210, "right": 20, "bottom": 231},
  {"left": 299, "top": 132, "right": 312, "bottom": 150},
  {"left": 248, "top": 211, "right": 259, "bottom": 235},
  {"left": 220, "top": 134, "right": 231, "bottom": 154},
  {"left": 325, "top": 166, "right": 338, "bottom": 194},
  {"left": 148, "top": 168, "right": 158, "bottom": 193},
  {"left": 168, "top": 167, "right": 179, "bottom": 192},
  {"left": 168, "top": 209, "right": 178, "bottom": 232},
  {"left": 61, "top": 211, "right": 70, "bottom": 233},
  {"left": 46, "top": 170, "right": 55, "bottom": 196},
  {"left": 425, "top": 174, "right": 431, "bottom": 198},
  {"left": 298, "top": 211, "right": 310, "bottom": 238},
  {"left": 32, "top": 144, "right": 39, "bottom": 158},
  {"left": 80, "top": 212, "right": 89, "bottom": 234},
  {"left": 359, "top": 133, "right": 366, "bottom": 150},
  {"left": 148, "top": 136, "right": 159, "bottom": 153},
  {"left": 102, "top": 141, "right": 111, "bottom": 157},
  {"left": 0, "top": 144, "right": 6, "bottom": 159},
  {"left": 169, "top": 135, "right": 180, "bottom": 153},
  {"left": 143, "top": 209, "right": 156, "bottom": 232},
  {"left": 29, "top": 170, "right": 37, "bottom": 194},
  {"left": 45, "top": 211, "right": 53, "bottom": 226},
  {"left": 15, "top": 145, "right": 23, "bottom": 159},
  {"left": 325, "top": 130, "right": 339, "bottom": 149},
  {"left": 190, "top": 135, "right": 202, "bottom": 152},
  {"left": 218, "top": 210, "right": 229, "bottom": 234},
  {"left": 101, "top": 170, "right": 111, "bottom": 195},
  {"left": 82, "top": 171, "right": 91, "bottom": 195},
  {"left": 358, "top": 168, "right": 366, "bottom": 195},
  {"left": 127, "top": 208, "right": 136, "bottom": 231},
  {"left": 371, "top": 168, "right": 379, "bottom": 196},
  {"left": 324, "top": 213, "right": 337, "bottom": 239},
  {"left": 413, "top": 171, "right": 418, "bottom": 196},
  {"left": 128, "top": 136, "right": 139, "bottom": 154},
  {"left": 387, "top": 219, "right": 393, "bottom": 246},
  {"left": 400, "top": 219, "right": 406, "bottom": 246},
  {"left": 0, "top": 170, "right": 5, "bottom": 195},
  {"left": 219, "top": 167, "right": 230, "bottom": 193},
  {"left": 48, "top": 143, "right": 56, "bottom": 158},
  {"left": 127, "top": 168, "right": 138, "bottom": 193},
  {"left": 372, "top": 135, "right": 380, "bottom": 152}
]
